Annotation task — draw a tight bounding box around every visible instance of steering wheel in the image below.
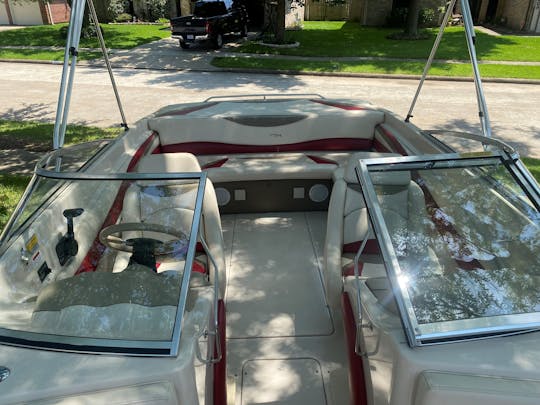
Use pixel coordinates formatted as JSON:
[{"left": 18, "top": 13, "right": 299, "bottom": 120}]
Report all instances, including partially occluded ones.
[{"left": 99, "top": 222, "right": 189, "bottom": 256}]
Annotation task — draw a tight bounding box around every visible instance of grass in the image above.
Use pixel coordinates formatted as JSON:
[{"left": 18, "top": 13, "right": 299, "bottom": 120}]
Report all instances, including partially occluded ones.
[
  {"left": 0, "top": 120, "right": 121, "bottom": 151},
  {"left": 522, "top": 158, "right": 540, "bottom": 181},
  {"left": 0, "top": 23, "right": 169, "bottom": 60},
  {"left": 220, "top": 22, "right": 540, "bottom": 79},
  {"left": 0, "top": 120, "right": 121, "bottom": 229},
  {"left": 236, "top": 22, "right": 540, "bottom": 62},
  {"left": 212, "top": 57, "right": 540, "bottom": 80},
  {"left": 0, "top": 175, "right": 30, "bottom": 229}
]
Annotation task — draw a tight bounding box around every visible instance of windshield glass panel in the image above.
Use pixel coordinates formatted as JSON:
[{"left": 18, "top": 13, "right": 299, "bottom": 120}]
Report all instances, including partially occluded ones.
[
  {"left": 361, "top": 156, "right": 540, "bottom": 343},
  {"left": 0, "top": 172, "right": 204, "bottom": 354}
]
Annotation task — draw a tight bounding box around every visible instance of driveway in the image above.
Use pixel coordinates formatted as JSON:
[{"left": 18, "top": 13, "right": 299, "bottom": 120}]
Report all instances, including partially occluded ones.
[{"left": 107, "top": 34, "right": 249, "bottom": 71}]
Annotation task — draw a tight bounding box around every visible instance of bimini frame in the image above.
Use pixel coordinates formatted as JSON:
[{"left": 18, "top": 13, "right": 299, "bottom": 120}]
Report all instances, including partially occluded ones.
[
  {"left": 52, "top": 0, "right": 128, "bottom": 150},
  {"left": 406, "top": 0, "right": 492, "bottom": 139}
]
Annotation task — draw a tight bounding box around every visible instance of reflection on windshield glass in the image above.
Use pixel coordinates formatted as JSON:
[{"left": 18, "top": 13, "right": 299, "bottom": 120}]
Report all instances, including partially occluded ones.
[
  {"left": 0, "top": 175, "right": 200, "bottom": 345},
  {"left": 372, "top": 162, "right": 540, "bottom": 326}
]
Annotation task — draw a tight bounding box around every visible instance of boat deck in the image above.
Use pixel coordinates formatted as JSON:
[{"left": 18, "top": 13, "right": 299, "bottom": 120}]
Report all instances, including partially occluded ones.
[{"left": 223, "top": 212, "right": 349, "bottom": 405}]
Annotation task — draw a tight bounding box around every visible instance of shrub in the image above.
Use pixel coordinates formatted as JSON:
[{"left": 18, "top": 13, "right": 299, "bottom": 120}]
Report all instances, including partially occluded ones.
[
  {"left": 107, "top": 0, "right": 129, "bottom": 21},
  {"left": 141, "top": 0, "right": 169, "bottom": 22},
  {"left": 419, "top": 8, "right": 437, "bottom": 27},
  {"left": 115, "top": 13, "right": 133, "bottom": 22}
]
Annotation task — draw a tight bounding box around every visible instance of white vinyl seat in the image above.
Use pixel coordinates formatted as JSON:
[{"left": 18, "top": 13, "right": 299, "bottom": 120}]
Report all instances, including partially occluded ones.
[
  {"left": 324, "top": 152, "right": 434, "bottom": 310},
  {"left": 120, "top": 153, "right": 227, "bottom": 298},
  {"left": 324, "top": 152, "right": 398, "bottom": 309}
]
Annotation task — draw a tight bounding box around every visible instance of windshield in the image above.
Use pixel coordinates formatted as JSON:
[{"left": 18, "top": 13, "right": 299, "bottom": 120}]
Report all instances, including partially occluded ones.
[
  {"left": 0, "top": 162, "right": 207, "bottom": 355},
  {"left": 357, "top": 153, "right": 540, "bottom": 345}
]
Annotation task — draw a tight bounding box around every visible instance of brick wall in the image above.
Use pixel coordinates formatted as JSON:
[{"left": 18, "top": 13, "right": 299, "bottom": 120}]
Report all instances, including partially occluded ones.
[
  {"left": 48, "top": 0, "right": 70, "bottom": 23},
  {"left": 308, "top": 0, "right": 444, "bottom": 25}
]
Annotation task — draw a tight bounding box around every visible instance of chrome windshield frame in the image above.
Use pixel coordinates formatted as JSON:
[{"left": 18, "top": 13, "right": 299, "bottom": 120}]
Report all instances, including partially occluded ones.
[
  {"left": 0, "top": 168, "right": 208, "bottom": 357},
  {"left": 355, "top": 151, "right": 540, "bottom": 347}
]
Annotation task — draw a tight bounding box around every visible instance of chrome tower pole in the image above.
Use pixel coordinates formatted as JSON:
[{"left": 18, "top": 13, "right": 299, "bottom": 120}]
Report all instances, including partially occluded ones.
[
  {"left": 460, "top": 0, "right": 492, "bottom": 138},
  {"left": 406, "top": 0, "right": 492, "bottom": 139},
  {"left": 52, "top": 0, "right": 86, "bottom": 150},
  {"left": 405, "top": 0, "right": 457, "bottom": 122},
  {"left": 86, "top": 0, "right": 129, "bottom": 130}
]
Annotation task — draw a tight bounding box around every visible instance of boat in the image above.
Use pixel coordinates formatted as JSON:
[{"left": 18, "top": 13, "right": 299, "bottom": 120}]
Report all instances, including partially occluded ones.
[{"left": 0, "top": 0, "right": 539, "bottom": 404}]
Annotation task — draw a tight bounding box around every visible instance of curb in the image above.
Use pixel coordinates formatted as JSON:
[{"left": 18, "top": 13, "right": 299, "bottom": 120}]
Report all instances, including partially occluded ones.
[{"left": 1, "top": 57, "right": 540, "bottom": 85}]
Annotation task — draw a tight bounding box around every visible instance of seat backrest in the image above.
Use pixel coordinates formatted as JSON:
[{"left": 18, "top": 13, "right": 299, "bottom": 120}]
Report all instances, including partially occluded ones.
[
  {"left": 324, "top": 152, "right": 423, "bottom": 309},
  {"left": 122, "top": 153, "right": 226, "bottom": 297}
]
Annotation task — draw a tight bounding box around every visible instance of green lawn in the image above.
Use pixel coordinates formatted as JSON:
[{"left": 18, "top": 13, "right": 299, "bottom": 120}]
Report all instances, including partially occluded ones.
[
  {"left": 237, "top": 22, "right": 540, "bottom": 62},
  {"left": 0, "top": 23, "right": 170, "bottom": 60},
  {"left": 0, "top": 120, "right": 121, "bottom": 151},
  {"left": 212, "top": 57, "right": 540, "bottom": 80},
  {"left": 522, "top": 158, "right": 540, "bottom": 181},
  {"left": 0, "top": 174, "right": 30, "bottom": 229}
]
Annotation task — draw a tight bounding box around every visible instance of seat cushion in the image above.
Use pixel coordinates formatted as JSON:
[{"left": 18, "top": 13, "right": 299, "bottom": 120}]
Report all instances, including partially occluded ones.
[{"left": 136, "top": 152, "right": 201, "bottom": 173}]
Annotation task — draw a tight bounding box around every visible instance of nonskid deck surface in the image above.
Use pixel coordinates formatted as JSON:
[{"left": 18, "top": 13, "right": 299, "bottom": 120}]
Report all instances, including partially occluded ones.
[{"left": 222, "top": 212, "right": 349, "bottom": 405}]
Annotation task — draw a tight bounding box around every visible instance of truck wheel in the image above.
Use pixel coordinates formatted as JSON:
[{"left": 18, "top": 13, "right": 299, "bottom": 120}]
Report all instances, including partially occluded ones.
[
  {"left": 179, "top": 39, "right": 189, "bottom": 49},
  {"left": 212, "top": 33, "right": 223, "bottom": 49},
  {"left": 241, "top": 24, "right": 248, "bottom": 37}
]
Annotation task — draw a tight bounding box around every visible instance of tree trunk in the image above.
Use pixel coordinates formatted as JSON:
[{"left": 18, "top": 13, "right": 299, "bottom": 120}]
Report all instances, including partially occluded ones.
[
  {"left": 404, "top": 0, "right": 421, "bottom": 37},
  {"left": 275, "top": 0, "right": 286, "bottom": 44}
]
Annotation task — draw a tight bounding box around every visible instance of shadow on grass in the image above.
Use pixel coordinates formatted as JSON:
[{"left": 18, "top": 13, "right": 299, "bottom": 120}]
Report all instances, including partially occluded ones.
[
  {"left": 236, "top": 22, "right": 530, "bottom": 61},
  {"left": 0, "top": 117, "right": 120, "bottom": 151}
]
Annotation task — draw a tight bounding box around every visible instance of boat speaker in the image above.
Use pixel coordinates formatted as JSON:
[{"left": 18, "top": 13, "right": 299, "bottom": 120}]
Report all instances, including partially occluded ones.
[
  {"left": 309, "top": 184, "right": 329, "bottom": 203},
  {"left": 215, "top": 187, "right": 231, "bottom": 206}
]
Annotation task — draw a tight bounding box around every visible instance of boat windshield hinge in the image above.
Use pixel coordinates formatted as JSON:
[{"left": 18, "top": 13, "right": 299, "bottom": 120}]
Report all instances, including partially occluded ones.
[
  {"left": 405, "top": 114, "right": 413, "bottom": 122},
  {"left": 121, "top": 122, "right": 129, "bottom": 131},
  {"left": 69, "top": 47, "right": 78, "bottom": 57}
]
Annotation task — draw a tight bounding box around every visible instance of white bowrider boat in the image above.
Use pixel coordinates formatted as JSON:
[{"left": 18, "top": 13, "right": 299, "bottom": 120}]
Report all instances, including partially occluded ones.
[{"left": 0, "top": 1, "right": 539, "bottom": 404}]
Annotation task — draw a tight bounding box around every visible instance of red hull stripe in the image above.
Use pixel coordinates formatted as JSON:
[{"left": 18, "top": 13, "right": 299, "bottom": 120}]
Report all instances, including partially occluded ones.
[
  {"left": 373, "top": 138, "right": 391, "bottom": 153},
  {"left": 343, "top": 240, "right": 381, "bottom": 255},
  {"left": 342, "top": 292, "right": 369, "bottom": 405},
  {"left": 159, "top": 138, "right": 373, "bottom": 155},
  {"left": 376, "top": 124, "right": 408, "bottom": 156},
  {"left": 76, "top": 133, "right": 157, "bottom": 274},
  {"left": 214, "top": 299, "right": 227, "bottom": 405},
  {"left": 202, "top": 158, "right": 229, "bottom": 169}
]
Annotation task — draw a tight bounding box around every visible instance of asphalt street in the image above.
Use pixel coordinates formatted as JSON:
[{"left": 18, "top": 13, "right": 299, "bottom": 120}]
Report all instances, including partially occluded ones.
[{"left": 0, "top": 58, "right": 539, "bottom": 161}]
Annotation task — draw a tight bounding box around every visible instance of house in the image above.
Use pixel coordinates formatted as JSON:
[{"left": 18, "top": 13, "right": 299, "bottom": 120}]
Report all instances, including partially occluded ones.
[
  {"left": 472, "top": 0, "right": 540, "bottom": 32},
  {"left": 0, "top": 0, "right": 70, "bottom": 26},
  {"left": 306, "top": 0, "right": 445, "bottom": 26}
]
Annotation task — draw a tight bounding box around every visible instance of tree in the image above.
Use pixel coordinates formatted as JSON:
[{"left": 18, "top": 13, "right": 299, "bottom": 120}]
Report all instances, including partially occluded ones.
[
  {"left": 275, "top": 0, "right": 286, "bottom": 44},
  {"left": 404, "top": 0, "right": 421, "bottom": 38},
  {"left": 388, "top": 0, "right": 428, "bottom": 40}
]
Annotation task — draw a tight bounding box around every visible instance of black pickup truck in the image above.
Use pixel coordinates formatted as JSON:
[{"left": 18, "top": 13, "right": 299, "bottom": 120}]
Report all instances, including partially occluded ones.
[{"left": 171, "top": 0, "right": 249, "bottom": 49}]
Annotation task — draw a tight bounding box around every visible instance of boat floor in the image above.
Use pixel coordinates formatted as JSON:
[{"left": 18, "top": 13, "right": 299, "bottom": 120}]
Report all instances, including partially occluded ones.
[{"left": 222, "top": 212, "right": 350, "bottom": 405}]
